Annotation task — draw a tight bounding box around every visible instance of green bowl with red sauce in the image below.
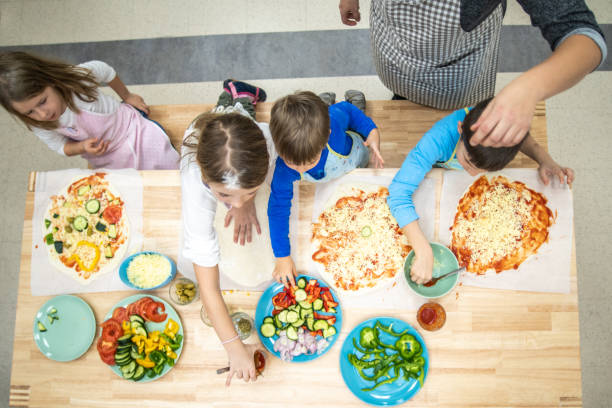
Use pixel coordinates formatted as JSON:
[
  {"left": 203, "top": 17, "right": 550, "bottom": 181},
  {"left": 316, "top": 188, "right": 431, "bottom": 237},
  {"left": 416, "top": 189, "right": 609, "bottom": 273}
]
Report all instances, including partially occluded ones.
[{"left": 404, "top": 243, "right": 460, "bottom": 299}]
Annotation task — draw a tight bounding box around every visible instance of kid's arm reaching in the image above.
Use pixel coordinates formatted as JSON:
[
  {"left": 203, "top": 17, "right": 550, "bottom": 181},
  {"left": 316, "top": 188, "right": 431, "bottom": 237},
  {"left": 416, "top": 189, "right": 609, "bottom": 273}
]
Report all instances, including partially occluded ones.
[
  {"left": 519, "top": 134, "right": 575, "bottom": 186},
  {"left": 107, "top": 75, "right": 149, "bottom": 114},
  {"left": 63, "top": 138, "right": 109, "bottom": 156},
  {"left": 402, "top": 221, "right": 434, "bottom": 284},
  {"left": 364, "top": 128, "right": 384, "bottom": 168},
  {"left": 194, "top": 263, "right": 259, "bottom": 386},
  {"left": 273, "top": 256, "right": 299, "bottom": 288}
]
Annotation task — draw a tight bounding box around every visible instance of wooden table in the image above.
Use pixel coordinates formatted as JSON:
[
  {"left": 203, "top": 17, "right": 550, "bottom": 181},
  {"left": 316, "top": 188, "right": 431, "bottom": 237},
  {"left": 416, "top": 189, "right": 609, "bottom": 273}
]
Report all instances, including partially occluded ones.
[{"left": 9, "top": 101, "right": 581, "bottom": 408}]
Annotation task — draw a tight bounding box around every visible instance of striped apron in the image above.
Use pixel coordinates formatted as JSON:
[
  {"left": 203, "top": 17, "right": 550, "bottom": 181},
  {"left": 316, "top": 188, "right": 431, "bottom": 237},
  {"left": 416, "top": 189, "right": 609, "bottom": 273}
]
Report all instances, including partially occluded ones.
[{"left": 370, "top": 0, "right": 504, "bottom": 110}]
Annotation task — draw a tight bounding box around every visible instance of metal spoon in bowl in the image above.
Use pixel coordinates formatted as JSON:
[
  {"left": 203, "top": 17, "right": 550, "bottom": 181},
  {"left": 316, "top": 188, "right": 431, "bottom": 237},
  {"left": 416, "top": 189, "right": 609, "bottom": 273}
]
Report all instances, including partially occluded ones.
[{"left": 422, "top": 267, "right": 465, "bottom": 287}]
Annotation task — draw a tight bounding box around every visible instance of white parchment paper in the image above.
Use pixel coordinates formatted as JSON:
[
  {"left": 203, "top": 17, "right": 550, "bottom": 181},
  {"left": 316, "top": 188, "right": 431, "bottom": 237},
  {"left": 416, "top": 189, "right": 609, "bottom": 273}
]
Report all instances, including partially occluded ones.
[
  {"left": 438, "top": 169, "right": 573, "bottom": 293},
  {"left": 31, "top": 169, "right": 144, "bottom": 296}
]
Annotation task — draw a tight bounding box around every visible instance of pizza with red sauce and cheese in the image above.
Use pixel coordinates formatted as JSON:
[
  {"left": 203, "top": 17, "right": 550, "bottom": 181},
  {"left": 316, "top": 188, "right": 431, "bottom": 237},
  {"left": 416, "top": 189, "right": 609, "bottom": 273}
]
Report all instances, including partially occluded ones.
[
  {"left": 312, "top": 185, "right": 411, "bottom": 293},
  {"left": 450, "top": 175, "right": 553, "bottom": 275}
]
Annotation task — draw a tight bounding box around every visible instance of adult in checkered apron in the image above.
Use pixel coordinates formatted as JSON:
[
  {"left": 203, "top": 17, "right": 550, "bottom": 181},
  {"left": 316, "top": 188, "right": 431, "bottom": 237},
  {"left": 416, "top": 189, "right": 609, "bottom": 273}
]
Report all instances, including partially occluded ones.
[{"left": 339, "top": 0, "right": 606, "bottom": 147}]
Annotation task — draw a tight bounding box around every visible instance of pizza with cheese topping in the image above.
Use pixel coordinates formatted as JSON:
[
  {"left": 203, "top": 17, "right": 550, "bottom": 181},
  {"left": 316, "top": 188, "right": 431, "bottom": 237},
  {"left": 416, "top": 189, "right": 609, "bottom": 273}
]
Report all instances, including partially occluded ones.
[
  {"left": 450, "top": 175, "right": 553, "bottom": 275},
  {"left": 311, "top": 185, "right": 411, "bottom": 293},
  {"left": 43, "top": 173, "right": 129, "bottom": 284}
]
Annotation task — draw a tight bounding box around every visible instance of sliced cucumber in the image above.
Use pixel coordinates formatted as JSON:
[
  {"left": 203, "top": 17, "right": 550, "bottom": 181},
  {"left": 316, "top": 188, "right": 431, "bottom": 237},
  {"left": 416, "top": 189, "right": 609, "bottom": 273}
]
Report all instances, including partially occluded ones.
[
  {"left": 72, "top": 216, "right": 88, "bottom": 232},
  {"left": 306, "top": 316, "right": 315, "bottom": 331},
  {"left": 313, "top": 319, "right": 329, "bottom": 331},
  {"left": 286, "top": 310, "right": 299, "bottom": 324},
  {"left": 130, "top": 349, "right": 144, "bottom": 360},
  {"left": 299, "top": 308, "right": 313, "bottom": 320},
  {"left": 263, "top": 317, "right": 274, "bottom": 325},
  {"left": 313, "top": 299, "right": 323, "bottom": 311},
  {"left": 286, "top": 326, "right": 298, "bottom": 341},
  {"left": 77, "top": 185, "right": 91, "bottom": 196},
  {"left": 298, "top": 300, "right": 312, "bottom": 310},
  {"left": 291, "top": 318, "right": 305, "bottom": 328},
  {"left": 104, "top": 244, "right": 114, "bottom": 259},
  {"left": 294, "top": 289, "right": 307, "bottom": 302},
  {"left": 278, "top": 310, "right": 288, "bottom": 324},
  {"left": 85, "top": 199, "right": 100, "bottom": 214},
  {"left": 132, "top": 325, "right": 147, "bottom": 338},
  {"left": 274, "top": 314, "right": 283, "bottom": 328},
  {"left": 132, "top": 365, "right": 146, "bottom": 381},
  {"left": 129, "top": 315, "right": 145, "bottom": 325},
  {"left": 297, "top": 277, "right": 307, "bottom": 289},
  {"left": 108, "top": 224, "right": 117, "bottom": 239},
  {"left": 322, "top": 326, "right": 337, "bottom": 338},
  {"left": 117, "top": 334, "right": 132, "bottom": 345},
  {"left": 260, "top": 322, "right": 276, "bottom": 338}
]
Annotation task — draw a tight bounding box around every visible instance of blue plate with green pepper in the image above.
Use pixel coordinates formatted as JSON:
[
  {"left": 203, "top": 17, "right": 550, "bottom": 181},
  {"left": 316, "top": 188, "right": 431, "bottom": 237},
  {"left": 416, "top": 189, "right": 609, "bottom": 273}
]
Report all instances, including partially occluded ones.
[{"left": 339, "top": 317, "right": 428, "bottom": 406}]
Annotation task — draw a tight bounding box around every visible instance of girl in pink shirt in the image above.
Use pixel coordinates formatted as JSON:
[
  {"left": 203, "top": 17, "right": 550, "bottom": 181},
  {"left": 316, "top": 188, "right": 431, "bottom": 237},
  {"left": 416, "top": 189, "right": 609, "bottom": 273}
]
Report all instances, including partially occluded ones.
[{"left": 0, "top": 51, "right": 179, "bottom": 170}]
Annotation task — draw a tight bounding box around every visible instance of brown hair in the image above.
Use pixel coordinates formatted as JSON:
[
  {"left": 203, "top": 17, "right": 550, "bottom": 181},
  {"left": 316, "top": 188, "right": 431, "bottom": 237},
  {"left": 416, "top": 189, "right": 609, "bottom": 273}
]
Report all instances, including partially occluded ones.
[
  {"left": 461, "top": 97, "right": 525, "bottom": 171},
  {"left": 183, "top": 113, "right": 269, "bottom": 189},
  {"left": 0, "top": 51, "right": 99, "bottom": 130},
  {"left": 269, "top": 91, "right": 329, "bottom": 165}
]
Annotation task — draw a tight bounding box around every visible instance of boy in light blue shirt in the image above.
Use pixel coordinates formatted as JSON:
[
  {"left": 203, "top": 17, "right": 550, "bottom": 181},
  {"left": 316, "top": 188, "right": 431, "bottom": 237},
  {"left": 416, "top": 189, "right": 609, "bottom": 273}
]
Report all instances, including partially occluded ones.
[{"left": 388, "top": 98, "right": 574, "bottom": 285}]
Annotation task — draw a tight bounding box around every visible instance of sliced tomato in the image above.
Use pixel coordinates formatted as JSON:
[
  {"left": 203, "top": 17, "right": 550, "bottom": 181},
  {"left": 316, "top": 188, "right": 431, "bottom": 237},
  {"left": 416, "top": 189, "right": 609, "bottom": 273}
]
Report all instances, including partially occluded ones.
[
  {"left": 112, "top": 307, "right": 129, "bottom": 323},
  {"left": 101, "top": 319, "right": 123, "bottom": 341},
  {"left": 145, "top": 301, "right": 167, "bottom": 323},
  {"left": 97, "top": 338, "right": 117, "bottom": 365},
  {"left": 102, "top": 205, "right": 122, "bottom": 224},
  {"left": 138, "top": 298, "right": 155, "bottom": 319},
  {"left": 126, "top": 302, "right": 139, "bottom": 316}
]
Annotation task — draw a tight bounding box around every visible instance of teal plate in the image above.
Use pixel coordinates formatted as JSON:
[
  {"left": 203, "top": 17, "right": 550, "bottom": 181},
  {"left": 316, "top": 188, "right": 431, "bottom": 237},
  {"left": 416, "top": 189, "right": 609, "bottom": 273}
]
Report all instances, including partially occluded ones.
[
  {"left": 103, "top": 294, "right": 183, "bottom": 382},
  {"left": 405, "top": 242, "right": 460, "bottom": 298},
  {"left": 33, "top": 295, "right": 96, "bottom": 362}
]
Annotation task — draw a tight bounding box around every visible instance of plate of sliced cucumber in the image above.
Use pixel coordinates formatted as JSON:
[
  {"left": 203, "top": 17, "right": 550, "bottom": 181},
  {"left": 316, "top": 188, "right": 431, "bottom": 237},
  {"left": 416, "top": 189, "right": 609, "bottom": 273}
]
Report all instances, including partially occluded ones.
[{"left": 255, "top": 275, "right": 342, "bottom": 362}]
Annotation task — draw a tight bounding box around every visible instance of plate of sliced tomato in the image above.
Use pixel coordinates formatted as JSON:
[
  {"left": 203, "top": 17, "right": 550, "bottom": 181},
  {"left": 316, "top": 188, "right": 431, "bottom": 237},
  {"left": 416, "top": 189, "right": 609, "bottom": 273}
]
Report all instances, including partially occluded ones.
[
  {"left": 97, "top": 294, "right": 183, "bottom": 382},
  {"left": 255, "top": 275, "right": 342, "bottom": 362}
]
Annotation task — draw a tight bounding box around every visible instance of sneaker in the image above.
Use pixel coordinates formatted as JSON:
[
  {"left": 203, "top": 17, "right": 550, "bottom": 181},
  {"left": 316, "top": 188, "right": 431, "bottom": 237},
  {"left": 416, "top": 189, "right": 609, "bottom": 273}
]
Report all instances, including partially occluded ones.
[
  {"left": 345, "top": 90, "right": 366, "bottom": 112},
  {"left": 318, "top": 92, "right": 336, "bottom": 106},
  {"left": 223, "top": 79, "right": 267, "bottom": 104}
]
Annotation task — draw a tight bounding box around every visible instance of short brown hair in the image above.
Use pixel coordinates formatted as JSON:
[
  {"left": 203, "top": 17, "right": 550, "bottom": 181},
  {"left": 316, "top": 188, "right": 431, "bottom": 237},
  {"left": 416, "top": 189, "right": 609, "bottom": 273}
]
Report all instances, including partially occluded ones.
[
  {"left": 270, "top": 91, "right": 329, "bottom": 165},
  {"left": 461, "top": 97, "right": 526, "bottom": 171},
  {"left": 0, "top": 51, "right": 99, "bottom": 130},
  {"left": 183, "top": 113, "right": 269, "bottom": 189}
]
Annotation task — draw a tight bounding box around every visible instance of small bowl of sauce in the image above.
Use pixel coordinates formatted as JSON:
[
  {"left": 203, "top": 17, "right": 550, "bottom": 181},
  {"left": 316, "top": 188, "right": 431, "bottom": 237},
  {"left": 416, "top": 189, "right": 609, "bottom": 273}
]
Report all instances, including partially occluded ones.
[{"left": 417, "top": 302, "right": 446, "bottom": 331}]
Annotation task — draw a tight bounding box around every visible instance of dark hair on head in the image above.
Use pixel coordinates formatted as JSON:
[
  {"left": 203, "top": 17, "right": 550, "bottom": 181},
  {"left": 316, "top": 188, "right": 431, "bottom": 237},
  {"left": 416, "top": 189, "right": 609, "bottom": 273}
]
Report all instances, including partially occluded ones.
[
  {"left": 461, "top": 97, "right": 525, "bottom": 171},
  {"left": 270, "top": 91, "right": 329, "bottom": 165},
  {"left": 0, "top": 51, "right": 99, "bottom": 130},
  {"left": 182, "top": 113, "right": 269, "bottom": 189}
]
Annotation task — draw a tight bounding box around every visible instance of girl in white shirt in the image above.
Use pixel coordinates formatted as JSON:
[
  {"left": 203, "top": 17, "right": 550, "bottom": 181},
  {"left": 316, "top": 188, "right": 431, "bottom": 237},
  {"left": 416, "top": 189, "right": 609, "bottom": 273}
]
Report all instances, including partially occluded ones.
[
  {"left": 181, "top": 112, "right": 274, "bottom": 385},
  {"left": 0, "top": 51, "right": 178, "bottom": 169}
]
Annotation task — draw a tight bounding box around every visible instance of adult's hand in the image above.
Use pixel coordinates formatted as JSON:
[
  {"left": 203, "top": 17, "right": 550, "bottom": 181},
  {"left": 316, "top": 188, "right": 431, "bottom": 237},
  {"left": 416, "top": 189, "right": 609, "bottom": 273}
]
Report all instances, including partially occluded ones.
[
  {"left": 339, "top": 0, "right": 361, "bottom": 26},
  {"left": 469, "top": 82, "right": 536, "bottom": 147}
]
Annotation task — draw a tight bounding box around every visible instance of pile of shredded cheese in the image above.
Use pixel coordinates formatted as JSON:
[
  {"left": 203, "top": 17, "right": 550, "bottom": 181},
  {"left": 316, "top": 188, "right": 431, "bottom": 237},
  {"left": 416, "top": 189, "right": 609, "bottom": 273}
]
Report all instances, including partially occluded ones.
[{"left": 127, "top": 254, "right": 171, "bottom": 288}]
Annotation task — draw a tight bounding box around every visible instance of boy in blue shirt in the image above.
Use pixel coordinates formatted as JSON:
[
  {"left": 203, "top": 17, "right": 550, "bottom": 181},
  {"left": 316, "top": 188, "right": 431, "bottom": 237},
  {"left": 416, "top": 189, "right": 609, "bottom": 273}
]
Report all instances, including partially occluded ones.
[
  {"left": 268, "top": 91, "right": 384, "bottom": 287},
  {"left": 388, "top": 97, "right": 574, "bottom": 285}
]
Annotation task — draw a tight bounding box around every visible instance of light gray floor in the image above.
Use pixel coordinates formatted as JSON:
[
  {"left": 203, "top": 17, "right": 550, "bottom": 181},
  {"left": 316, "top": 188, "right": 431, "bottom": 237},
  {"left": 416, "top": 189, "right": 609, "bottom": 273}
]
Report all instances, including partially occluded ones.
[{"left": 1, "top": 1, "right": 611, "bottom": 407}]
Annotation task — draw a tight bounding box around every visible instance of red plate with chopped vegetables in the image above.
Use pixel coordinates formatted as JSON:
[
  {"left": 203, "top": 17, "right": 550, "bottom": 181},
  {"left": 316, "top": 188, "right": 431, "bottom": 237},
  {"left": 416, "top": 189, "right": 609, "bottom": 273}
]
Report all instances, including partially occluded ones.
[
  {"left": 255, "top": 275, "right": 343, "bottom": 362},
  {"left": 96, "top": 294, "right": 183, "bottom": 382}
]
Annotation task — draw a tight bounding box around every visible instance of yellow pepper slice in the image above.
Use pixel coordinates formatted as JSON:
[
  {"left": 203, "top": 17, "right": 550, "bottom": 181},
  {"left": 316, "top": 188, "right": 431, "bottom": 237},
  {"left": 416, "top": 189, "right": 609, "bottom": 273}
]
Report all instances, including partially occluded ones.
[
  {"left": 69, "top": 241, "right": 101, "bottom": 272},
  {"left": 165, "top": 319, "right": 179, "bottom": 335},
  {"left": 136, "top": 358, "right": 155, "bottom": 368}
]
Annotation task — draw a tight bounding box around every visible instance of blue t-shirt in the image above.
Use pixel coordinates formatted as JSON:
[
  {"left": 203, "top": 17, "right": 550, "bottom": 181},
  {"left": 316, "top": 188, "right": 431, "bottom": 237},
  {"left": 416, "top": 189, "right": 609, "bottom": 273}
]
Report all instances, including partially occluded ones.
[
  {"left": 268, "top": 101, "right": 377, "bottom": 258},
  {"left": 387, "top": 108, "right": 469, "bottom": 228}
]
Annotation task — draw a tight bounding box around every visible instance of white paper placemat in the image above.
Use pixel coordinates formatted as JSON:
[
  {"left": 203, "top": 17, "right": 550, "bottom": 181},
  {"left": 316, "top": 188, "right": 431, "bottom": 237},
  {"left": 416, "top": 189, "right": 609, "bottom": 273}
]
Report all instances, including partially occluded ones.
[
  {"left": 31, "top": 169, "right": 144, "bottom": 296},
  {"left": 307, "top": 170, "right": 437, "bottom": 310},
  {"left": 438, "top": 169, "right": 573, "bottom": 293}
]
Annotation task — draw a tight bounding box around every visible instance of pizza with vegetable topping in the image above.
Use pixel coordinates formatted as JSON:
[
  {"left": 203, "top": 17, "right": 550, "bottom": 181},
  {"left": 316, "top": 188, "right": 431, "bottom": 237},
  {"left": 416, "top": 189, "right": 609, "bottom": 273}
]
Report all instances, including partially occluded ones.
[
  {"left": 450, "top": 175, "right": 554, "bottom": 275},
  {"left": 43, "top": 173, "right": 129, "bottom": 284},
  {"left": 311, "top": 185, "right": 411, "bottom": 293}
]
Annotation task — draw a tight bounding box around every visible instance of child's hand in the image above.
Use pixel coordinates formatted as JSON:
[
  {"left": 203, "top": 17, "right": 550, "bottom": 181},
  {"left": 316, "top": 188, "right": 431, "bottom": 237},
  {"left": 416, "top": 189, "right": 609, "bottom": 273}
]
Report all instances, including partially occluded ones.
[
  {"left": 124, "top": 93, "right": 150, "bottom": 115},
  {"left": 538, "top": 159, "right": 575, "bottom": 187},
  {"left": 273, "top": 256, "right": 298, "bottom": 288},
  {"left": 364, "top": 128, "right": 384, "bottom": 168},
  {"left": 224, "top": 198, "right": 261, "bottom": 245},
  {"left": 339, "top": 0, "right": 361, "bottom": 26},
  {"left": 81, "top": 138, "right": 109, "bottom": 156},
  {"left": 225, "top": 342, "right": 258, "bottom": 386},
  {"left": 410, "top": 244, "right": 434, "bottom": 285}
]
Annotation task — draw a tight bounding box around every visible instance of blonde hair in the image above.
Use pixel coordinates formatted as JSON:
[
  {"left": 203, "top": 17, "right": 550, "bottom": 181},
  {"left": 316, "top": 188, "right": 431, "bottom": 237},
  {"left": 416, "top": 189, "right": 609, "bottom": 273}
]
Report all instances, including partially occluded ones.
[
  {"left": 183, "top": 113, "right": 269, "bottom": 189},
  {"left": 0, "top": 51, "right": 99, "bottom": 130},
  {"left": 270, "top": 91, "right": 329, "bottom": 165}
]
